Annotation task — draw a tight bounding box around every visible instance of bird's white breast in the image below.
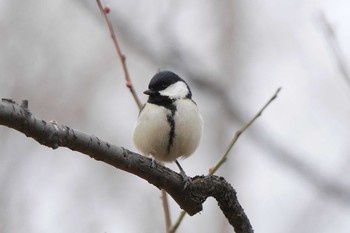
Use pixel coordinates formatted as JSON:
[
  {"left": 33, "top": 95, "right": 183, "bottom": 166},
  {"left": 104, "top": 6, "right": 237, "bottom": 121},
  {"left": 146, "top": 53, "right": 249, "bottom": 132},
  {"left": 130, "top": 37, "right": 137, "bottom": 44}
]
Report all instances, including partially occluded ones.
[{"left": 133, "top": 99, "right": 203, "bottom": 162}]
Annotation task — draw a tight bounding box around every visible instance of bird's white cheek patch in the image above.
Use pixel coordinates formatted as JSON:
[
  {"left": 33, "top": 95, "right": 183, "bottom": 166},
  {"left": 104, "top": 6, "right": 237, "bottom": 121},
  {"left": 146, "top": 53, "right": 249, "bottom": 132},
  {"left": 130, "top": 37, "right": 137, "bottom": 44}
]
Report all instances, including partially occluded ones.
[{"left": 159, "top": 81, "right": 189, "bottom": 99}]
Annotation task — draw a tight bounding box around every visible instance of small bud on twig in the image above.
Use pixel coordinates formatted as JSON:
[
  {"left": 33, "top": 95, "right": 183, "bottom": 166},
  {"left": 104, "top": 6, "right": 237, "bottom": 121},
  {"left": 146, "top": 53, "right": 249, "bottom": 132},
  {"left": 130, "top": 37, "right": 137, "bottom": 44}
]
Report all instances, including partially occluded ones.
[
  {"left": 126, "top": 81, "right": 132, "bottom": 89},
  {"left": 103, "top": 6, "right": 110, "bottom": 14}
]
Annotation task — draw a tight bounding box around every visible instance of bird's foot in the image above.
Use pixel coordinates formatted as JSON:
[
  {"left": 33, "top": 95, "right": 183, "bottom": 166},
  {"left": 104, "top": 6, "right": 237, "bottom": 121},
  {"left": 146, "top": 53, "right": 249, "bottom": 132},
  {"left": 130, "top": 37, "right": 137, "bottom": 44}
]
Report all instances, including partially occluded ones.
[
  {"left": 179, "top": 170, "right": 192, "bottom": 190},
  {"left": 150, "top": 157, "right": 157, "bottom": 168},
  {"left": 175, "top": 160, "right": 192, "bottom": 190}
]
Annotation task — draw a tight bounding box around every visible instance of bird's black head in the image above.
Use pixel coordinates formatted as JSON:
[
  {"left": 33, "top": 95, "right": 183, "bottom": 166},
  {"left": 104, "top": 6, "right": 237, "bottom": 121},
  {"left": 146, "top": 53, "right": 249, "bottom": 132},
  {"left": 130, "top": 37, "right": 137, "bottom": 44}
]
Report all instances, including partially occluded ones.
[{"left": 144, "top": 71, "right": 192, "bottom": 107}]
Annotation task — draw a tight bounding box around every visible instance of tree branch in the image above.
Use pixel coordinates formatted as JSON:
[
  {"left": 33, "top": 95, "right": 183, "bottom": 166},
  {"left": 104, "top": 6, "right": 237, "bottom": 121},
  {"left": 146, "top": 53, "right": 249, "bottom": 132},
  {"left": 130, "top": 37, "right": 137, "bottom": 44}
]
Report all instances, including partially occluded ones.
[
  {"left": 0, "top": 98, "right": 253, "bottom": 233},
  {"left": 96, "top": 0, "right": 142, "bottom": 109}
]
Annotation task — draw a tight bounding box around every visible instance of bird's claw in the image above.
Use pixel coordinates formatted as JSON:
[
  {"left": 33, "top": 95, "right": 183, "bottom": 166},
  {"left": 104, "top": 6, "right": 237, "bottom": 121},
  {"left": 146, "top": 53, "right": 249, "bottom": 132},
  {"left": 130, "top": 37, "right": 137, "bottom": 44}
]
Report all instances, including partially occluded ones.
[
  {"left": 180, "top": 171, "right": 192, "bottom": 190},
  {"left": 151, "top": 158, "right": 156, "bottom": 168}
]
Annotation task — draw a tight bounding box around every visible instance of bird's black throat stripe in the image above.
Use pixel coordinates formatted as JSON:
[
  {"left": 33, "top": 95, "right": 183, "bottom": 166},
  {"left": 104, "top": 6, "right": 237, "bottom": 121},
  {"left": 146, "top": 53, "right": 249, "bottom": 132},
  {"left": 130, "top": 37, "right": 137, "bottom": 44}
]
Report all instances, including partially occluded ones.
[
  {"left": 146, "top": 94, "right": 179, "bottom": 154},
  {"left": 166, "top": 104, "right": 176, "bottom": 153}
]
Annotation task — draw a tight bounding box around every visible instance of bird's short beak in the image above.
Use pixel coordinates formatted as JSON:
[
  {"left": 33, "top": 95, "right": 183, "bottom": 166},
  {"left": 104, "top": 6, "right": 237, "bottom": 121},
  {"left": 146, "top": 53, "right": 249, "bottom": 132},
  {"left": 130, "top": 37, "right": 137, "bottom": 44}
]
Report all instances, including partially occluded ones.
[{"left": 144, "top": 89, "right": 156, "bottom": 95}]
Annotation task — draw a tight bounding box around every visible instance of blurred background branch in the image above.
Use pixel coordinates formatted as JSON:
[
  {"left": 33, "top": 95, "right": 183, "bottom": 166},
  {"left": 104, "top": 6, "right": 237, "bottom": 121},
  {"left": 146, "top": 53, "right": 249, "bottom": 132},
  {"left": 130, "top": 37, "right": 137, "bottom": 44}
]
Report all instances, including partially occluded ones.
[{"left": 317, "top": 11, "right": 350, "bottom": 88}]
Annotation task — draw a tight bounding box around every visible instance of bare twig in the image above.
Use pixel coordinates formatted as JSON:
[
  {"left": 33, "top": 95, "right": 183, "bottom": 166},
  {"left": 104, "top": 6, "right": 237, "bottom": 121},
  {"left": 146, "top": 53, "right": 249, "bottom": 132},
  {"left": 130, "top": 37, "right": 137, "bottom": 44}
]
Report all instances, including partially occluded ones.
[
  {"left": 162, "top": 189, "right": 172, "bottom": 233},
  {"left": 96, "top": 0, "right": 142, "bottom": 109},
  {"left": 170, "top": 211, "right": 186, "bottom": 233},
  {"left": 209, "top": 87, "right": 282, "bottom": 175}
]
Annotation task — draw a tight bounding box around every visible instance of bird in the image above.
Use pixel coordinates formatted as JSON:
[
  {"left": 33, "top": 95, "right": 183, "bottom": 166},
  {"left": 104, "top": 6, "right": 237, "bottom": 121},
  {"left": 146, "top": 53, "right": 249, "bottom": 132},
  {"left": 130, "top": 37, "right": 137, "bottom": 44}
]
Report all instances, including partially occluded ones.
[{"left": 133, "top": 71, "right": 203, "bottom": 186}]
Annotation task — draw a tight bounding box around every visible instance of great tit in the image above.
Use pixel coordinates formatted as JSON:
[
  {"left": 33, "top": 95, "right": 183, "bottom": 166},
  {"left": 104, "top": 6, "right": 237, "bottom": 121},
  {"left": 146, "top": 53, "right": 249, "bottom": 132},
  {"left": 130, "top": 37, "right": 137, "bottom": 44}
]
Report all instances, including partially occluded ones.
[{"left": 133, "top": 71, "right": 203, "bottom": 184}]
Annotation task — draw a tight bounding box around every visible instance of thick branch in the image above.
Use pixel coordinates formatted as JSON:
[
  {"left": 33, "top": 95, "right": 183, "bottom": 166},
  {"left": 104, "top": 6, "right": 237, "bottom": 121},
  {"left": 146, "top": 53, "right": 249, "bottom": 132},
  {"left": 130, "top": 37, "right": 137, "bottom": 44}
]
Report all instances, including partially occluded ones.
[{"left": 0, "top": 99, "right": 253, "bottom": 233}]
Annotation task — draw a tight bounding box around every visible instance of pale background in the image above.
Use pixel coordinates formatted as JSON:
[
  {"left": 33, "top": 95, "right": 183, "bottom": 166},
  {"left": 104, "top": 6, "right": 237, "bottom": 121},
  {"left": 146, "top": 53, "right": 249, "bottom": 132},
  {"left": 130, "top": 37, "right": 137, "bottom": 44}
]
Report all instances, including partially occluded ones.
[{"left": 1, "top": 0, "right": 350, "bottom": 232}]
